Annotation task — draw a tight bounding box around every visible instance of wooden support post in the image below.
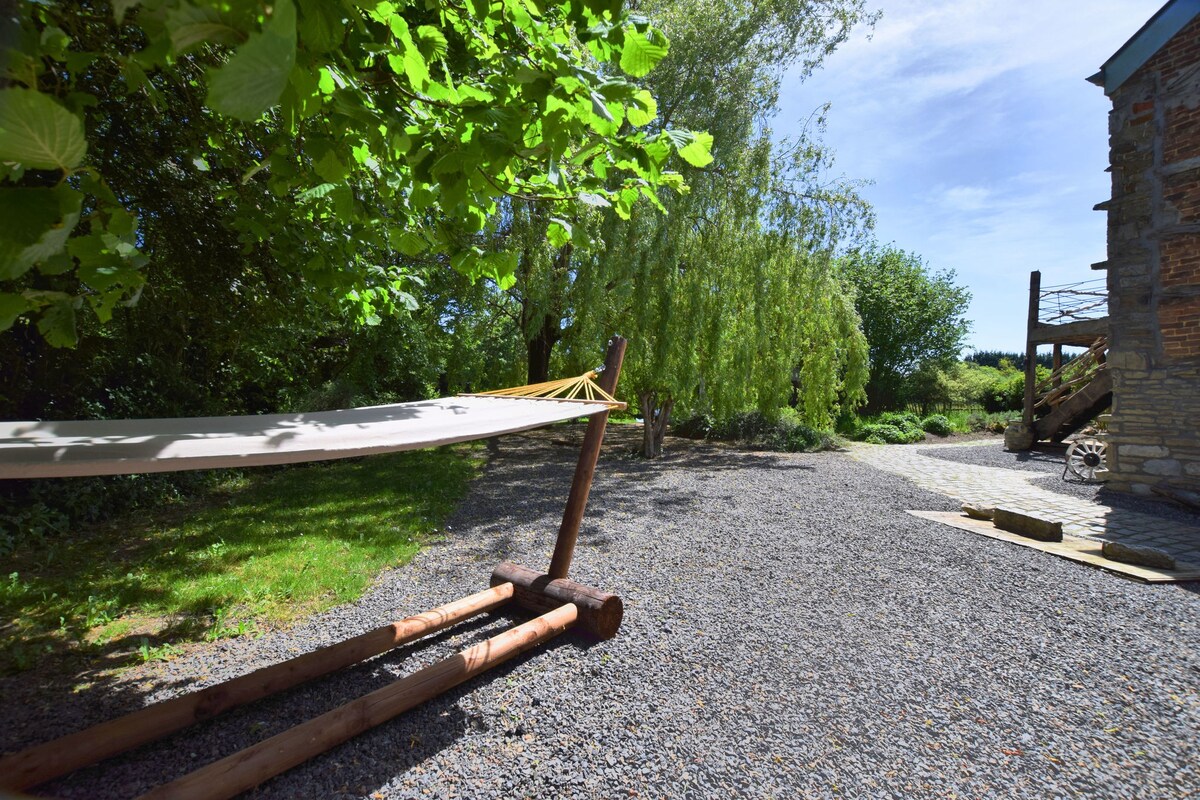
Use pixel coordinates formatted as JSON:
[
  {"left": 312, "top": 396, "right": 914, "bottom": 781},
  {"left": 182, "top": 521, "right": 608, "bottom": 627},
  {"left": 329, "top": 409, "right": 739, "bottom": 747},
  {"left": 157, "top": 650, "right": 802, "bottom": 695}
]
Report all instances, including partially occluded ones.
[
  {"left": 548, "top": 335, "right": 627, "bottom": 580},
  {"left": 137, "top": 604, "right": 579, "bottom": 800},
  {"left": 1052, "top": 344, "right": 1063, "bottom": 389},
  {"left": 1023, "top": 271, "right": 1041, "bottom": 425},
  {"left": 491, "top": 561, "right": 623, "bottom": 639},
  {"left": 0, "top": 584, "right": 514, "bottom": 793}
]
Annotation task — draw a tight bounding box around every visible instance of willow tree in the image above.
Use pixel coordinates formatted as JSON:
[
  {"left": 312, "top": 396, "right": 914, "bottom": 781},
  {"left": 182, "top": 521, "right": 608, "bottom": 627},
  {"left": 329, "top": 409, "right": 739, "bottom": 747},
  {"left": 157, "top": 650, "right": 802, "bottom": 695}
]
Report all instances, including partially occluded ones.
[
  {"left": 514, "top": 0, "right": 874, "bottom": 456},
  {"left": 494, "top": 0, "right": 875, "bottom": 385},
  {"left": 562, "top": 127, "right": 869, "bottom": 457}
]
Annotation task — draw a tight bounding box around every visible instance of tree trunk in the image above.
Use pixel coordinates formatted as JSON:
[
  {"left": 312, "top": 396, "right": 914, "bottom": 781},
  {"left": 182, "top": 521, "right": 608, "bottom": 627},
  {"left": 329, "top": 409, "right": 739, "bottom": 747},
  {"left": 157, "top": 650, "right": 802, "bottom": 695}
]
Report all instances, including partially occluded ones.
[
  {"left": 526, "top": 316, "right": 557, "bottom": 384},
  {"left": 639, "top": 391, "right": 674, "bottom": 459},
  {"left": 520, "top": 244, "right": 571, "bottom": 384}
]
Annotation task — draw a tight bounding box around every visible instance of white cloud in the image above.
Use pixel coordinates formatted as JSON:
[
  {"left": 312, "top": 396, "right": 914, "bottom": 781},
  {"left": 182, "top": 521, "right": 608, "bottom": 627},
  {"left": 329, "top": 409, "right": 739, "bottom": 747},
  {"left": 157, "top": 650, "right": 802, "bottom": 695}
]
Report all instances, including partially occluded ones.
[
  {"left": 773, "top": 0, "right": 1161, "bottom": 351},
  {"left": 939, "top": 185, "right": 993, "bottom": 212}
]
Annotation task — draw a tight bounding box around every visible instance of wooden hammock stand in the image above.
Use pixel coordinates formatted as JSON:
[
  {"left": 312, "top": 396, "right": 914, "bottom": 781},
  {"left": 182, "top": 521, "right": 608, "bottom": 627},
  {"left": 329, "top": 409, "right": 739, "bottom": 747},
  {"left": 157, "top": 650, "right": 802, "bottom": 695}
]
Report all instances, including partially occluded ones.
[{"left": 0, "top": 337, "right": 628, "bottom": 800}]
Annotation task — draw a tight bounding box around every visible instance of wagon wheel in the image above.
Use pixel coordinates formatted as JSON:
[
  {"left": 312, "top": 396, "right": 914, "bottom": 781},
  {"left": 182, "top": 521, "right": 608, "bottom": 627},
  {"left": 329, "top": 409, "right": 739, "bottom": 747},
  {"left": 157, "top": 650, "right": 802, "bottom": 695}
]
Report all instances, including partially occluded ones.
[{"left": 1064, "top": 438, "right": 1108, "bottom": 482}]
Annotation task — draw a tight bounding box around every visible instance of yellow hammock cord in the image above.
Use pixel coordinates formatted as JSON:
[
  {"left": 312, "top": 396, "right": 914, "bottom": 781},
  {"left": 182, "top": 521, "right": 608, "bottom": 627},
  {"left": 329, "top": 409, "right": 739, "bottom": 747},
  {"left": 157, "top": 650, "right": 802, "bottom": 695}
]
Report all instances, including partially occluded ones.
[{"left": 461, "top": 371, "right": 626, "bottom": 410}]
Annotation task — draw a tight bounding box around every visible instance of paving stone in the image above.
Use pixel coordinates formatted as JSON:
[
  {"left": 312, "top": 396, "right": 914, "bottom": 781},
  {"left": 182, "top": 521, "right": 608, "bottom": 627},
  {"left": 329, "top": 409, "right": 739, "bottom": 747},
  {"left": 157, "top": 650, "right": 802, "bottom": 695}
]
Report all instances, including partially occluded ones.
[{"left": 848, "top": 441, "right": 1200, "bottom": 565}]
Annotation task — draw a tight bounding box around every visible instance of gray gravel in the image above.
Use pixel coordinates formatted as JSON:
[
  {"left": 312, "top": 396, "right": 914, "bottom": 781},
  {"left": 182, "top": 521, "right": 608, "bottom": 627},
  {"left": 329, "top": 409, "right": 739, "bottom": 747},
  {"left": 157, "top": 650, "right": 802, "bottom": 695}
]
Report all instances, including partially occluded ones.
[
  {"left": 4, "top": 430, "right": 1199, "bottom": 799},
  {"left": 924, "top": 441, "right": 1200, "bottom": 525}
]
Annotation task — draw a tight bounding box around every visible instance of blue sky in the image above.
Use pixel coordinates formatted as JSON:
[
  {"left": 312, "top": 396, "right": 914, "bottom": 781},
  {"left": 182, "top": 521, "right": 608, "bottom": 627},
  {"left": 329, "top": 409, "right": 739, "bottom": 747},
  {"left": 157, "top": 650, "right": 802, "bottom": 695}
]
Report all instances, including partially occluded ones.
[{"left": 775, "top": 0, "right": 1165, "bottom": 353}]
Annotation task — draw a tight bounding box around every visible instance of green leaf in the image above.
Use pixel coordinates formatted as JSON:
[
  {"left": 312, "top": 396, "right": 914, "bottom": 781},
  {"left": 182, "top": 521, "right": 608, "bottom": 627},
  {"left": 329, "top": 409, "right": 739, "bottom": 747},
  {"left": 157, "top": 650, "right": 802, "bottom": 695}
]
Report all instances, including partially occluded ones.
[
  {"left": 37, "top": 298, "right": 79, "bottom": 348},
  {"left": 626, "top": 89, "right": 657, "bottom": 127},
  {"left": 0, "top": 292, "right": 31, "bottom": 332},
  {"left": 298, "top": 182, "right": 337, "bottom": 202},
  {"left": 317, "top": 68, "right": 336, "bottom": 95},
  {"left": 113, "top": 0, "right": 141, "bottom": 22},
  {"left": 0, "top": 189, "right": 63, "bottom": 276},
  {"left": 389, "top": 17, "right": 430, "bottom": 91},
  {"left": 207, "top": 0, "right": 297, "bottom": 121},
  {"left": 166, "top": 4, "right": 246, "bottom": 52},
  {"left": 0, "top": 89, "right": 87, "bottom": 170},
  {"left": 416, "top": 26, "right": 449, "bottom": 60},
  {"left": 619, "top": 27, "right": 668, "bottom": 78},
  {"left": 547, "top": 218, "right": 572, "bottom": 248},
  {"left": 477, "top": 251, "right": 518, "bottom": 289},
  {"left": 676, "top": 131, "right": 714, "bottom": 167},
  {"left": 395, "top": 231, "right": 428, "bottom": 256},
  {"left": 297, "top": 0, "right": 339, "bottom": 51},
  {"left": 0, "top": 186, "right": 82, "bottom": 280},
  {"left": 313, "top": 149, "right": 347, "bottom": 183}
]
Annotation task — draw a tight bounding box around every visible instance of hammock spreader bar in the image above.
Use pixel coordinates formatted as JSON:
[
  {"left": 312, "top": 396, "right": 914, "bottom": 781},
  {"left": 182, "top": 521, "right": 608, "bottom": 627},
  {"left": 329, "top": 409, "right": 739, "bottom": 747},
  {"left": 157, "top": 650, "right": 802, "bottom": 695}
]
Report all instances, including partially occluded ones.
[{"left": 0, "top": 336, "right": 630, "bottom": 800}]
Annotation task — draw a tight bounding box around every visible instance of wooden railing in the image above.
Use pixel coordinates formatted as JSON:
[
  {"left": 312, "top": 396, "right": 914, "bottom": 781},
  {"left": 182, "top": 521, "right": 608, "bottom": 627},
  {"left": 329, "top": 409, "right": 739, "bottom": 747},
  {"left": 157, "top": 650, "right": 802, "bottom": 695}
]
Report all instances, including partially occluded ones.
[
  {"left": 1038, "top": 277, "right": 1108, "bottom": 324},
  {"left": 1033, "top": 336, "right": 1108, "bottom": 414}
]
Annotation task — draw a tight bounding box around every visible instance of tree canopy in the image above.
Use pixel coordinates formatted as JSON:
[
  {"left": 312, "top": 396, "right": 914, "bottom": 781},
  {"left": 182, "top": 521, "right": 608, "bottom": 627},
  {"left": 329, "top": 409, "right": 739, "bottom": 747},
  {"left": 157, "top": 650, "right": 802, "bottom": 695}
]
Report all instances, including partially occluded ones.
[
  {"left": 1, "top": 0, "right": 883, "bottom": 468},
  {"left": 838, "top": 244, "right": 972, "bottom": 411},
  {"left": 0, "top": 0, "right": 712, "bottom": 346},
  {"left": 494, "top": 0, "right": 877, "bottom": 455}
]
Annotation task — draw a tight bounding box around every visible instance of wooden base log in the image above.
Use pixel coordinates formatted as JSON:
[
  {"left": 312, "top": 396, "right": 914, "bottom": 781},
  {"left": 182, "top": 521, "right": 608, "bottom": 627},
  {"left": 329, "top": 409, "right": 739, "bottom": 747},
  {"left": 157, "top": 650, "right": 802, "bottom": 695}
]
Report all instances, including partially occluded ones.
[
  {"left": 491, "top": 561, "right": 623, "bottom": 640},
  {"left": 137, "top": 603, "right": 579, "bottom": 800},
  {"left": 0, "top": 583, "right": 515, "bottom": 793}
]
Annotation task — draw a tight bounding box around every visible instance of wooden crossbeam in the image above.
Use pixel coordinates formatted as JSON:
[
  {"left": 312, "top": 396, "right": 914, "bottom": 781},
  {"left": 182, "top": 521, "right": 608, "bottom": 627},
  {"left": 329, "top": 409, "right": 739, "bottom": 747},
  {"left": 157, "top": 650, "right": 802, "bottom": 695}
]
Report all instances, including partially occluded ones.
[
  {"left": 0, "top": 584, "right": 515, "bottom": 793},
  {"left": 136, "top": 604, "right": 580, "bottom": 800},
  {"left": 491, "top": 561, "right": 623, "bottom": 639}
]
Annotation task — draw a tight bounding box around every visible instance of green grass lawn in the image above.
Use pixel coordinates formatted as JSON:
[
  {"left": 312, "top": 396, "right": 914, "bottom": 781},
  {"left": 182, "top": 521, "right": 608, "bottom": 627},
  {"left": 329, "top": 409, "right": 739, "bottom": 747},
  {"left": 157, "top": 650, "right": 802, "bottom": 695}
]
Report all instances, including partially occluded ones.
[{"left": 0, "top": 445, "right": 483, "bottom": 674}]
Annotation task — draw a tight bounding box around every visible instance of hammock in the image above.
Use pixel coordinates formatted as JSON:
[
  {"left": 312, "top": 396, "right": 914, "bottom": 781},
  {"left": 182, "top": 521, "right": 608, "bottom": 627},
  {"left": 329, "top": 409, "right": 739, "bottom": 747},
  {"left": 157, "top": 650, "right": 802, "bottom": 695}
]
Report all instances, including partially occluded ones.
[
  {"left": 0, "top": 345, "right": 630, "bottom": 800},
  {"left": 0, "top": 372, "right": 623, "bottom": 480}
]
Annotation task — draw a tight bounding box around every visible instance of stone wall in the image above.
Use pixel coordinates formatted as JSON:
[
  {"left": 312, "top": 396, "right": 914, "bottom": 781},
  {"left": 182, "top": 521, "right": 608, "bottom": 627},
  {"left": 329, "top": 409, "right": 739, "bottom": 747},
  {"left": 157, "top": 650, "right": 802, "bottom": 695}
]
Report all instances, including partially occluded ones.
[{"left": 1102, "top": 14, "right": 1200, "bottom": 497}]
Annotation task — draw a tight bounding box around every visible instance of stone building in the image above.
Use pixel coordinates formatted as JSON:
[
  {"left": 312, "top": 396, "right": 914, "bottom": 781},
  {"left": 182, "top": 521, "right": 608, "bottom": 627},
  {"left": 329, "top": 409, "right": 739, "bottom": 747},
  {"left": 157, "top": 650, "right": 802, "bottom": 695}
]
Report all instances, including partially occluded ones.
[{"left": 1089, "top": 0, "right": 1200, "bottom": 500}]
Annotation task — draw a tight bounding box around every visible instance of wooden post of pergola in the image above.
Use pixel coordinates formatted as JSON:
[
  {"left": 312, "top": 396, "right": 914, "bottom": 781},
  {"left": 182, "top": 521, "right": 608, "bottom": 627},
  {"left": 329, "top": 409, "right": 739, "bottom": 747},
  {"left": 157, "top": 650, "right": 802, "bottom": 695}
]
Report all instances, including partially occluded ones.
[{"left": 1023, "top": 270, "right": 1041, "bottom": 426}]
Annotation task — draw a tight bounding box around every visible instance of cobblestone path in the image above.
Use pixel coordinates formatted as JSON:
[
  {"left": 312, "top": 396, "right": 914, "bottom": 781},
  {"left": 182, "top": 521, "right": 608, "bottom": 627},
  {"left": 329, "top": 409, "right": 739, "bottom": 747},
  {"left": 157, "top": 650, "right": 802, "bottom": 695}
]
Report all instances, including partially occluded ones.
[{"left": 848, "top": 440, "right": 1200, "bottom": 565}]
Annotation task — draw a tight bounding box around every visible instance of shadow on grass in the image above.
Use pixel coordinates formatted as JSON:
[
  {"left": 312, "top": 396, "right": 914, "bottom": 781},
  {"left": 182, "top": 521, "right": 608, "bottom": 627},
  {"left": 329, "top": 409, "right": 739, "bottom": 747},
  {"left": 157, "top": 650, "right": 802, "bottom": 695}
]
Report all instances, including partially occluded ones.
[{"left": 0, "top": 446, "right": 483, "bottom": 677}]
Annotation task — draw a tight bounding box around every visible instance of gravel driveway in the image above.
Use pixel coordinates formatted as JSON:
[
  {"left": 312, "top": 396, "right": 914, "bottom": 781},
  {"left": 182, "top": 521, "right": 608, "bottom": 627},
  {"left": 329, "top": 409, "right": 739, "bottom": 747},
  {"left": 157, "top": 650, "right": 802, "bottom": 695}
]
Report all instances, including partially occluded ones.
[{"left": 5, "top": 430, "right": 1199, "bottom": 799}]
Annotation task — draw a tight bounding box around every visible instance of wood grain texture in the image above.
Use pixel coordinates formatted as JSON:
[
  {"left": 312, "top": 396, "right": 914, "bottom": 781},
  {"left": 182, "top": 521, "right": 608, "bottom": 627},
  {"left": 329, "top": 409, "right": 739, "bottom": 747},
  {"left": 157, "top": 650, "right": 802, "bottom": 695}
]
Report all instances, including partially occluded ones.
[
  {"left": 0, "top": 584, "right": 514, "bottom": 792},
  {"left": 491, "top": 561, "right": 623, "bottom": 639},
  {"left": 136, "top": 604, "right": 578, "bottom": 800},
  {"left": 549, "top": 335, "right": 627, "bottom": 580}
]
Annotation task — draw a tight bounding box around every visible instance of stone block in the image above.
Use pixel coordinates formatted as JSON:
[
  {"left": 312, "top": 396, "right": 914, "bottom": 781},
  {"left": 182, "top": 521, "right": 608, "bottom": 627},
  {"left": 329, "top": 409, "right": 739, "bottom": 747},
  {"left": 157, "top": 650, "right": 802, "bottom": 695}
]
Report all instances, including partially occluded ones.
[
  {"left": 992, "top": 508, "right": 1064, "bottom": 542},
  {"left": 1102, "top": 540, "right": 1177, "bottom": 570},
  {"left": 1003, "top": 422, "right": 1035, "bottom": 451},
  {"left": 1142, "top": 459, "right": 1183, "bottom": 476},
  {"left": 961, "top": 503, "right": 995, "bottom": 521},
  {"left": 1120, "top": 444, "right": 1170, "bottom": 458},
  {"left": 1108, "top": 351, "right": 1149, "bottom": 370}
]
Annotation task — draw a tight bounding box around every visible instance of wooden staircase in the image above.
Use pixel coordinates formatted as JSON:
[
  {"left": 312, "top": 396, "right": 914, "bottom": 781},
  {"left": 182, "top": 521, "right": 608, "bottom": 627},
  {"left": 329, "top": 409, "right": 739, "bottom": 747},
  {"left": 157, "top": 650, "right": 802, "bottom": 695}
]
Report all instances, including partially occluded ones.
[
  {"left": 1030, "top": 337, "right": 1112, "bottom": 442},
  {"left": 1016, "top": 271, "right": 1111, "bottom": 447}
]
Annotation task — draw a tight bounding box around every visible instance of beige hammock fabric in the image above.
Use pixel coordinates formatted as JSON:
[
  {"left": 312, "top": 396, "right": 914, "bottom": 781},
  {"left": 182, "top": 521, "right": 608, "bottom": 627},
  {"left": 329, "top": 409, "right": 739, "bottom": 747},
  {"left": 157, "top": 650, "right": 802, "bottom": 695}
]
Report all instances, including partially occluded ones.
[{"left": 0, "top": 395, "right": 614, "bottom": 480}]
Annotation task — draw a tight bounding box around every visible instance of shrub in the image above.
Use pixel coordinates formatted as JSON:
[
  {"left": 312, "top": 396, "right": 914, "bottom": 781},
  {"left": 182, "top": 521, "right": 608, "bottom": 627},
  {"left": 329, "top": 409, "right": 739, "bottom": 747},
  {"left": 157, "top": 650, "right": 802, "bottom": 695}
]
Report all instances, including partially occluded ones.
[
  {"left": 965, "top": 412, "right": 1011, "bottom": 433},
  {"left": 672, "top": 409, "right": 839, "bottom": 452},
  {"left": 851, "top": 411, "right": 925, "bottom": 444},
  {"left": 921, "top": 414, "right": 953, "bottom": 436},
  {"left": 671, "top": 413, "right": 713, "bottom": 440},
  {"left": 859, "top": 424, "right": 903, "bottom": 444}
]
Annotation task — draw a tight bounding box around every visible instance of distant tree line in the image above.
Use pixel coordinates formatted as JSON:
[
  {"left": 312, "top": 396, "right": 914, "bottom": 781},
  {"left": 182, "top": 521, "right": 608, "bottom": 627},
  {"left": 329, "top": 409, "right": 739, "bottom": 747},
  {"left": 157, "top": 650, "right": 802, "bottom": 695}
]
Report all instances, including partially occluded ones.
[{"left": 965, "top": 350, "right": 1061, "bottom": 370}]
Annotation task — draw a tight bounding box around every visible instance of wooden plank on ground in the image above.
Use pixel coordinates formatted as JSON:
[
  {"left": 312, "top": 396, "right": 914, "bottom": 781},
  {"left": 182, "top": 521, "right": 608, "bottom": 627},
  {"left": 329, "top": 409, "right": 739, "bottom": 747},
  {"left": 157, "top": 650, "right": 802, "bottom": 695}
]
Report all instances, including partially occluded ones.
[{"left": 907, "top": 510, "right": 1200, "bottom": 583}]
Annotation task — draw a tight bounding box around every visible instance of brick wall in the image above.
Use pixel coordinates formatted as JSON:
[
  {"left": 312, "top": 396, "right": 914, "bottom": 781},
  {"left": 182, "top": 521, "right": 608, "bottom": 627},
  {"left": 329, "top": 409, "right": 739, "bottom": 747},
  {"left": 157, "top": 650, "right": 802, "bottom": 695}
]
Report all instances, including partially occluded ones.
[{"left": 1102, "top": 14, "right": 1200, "bottom": 497}]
